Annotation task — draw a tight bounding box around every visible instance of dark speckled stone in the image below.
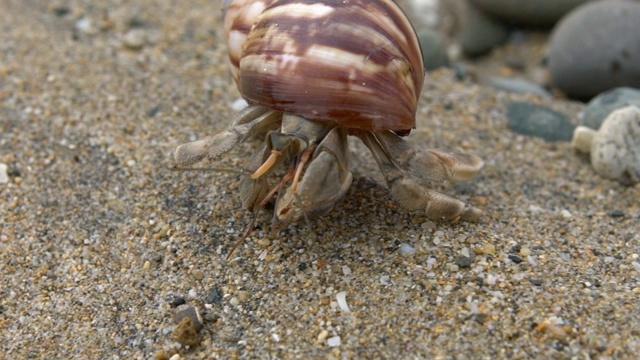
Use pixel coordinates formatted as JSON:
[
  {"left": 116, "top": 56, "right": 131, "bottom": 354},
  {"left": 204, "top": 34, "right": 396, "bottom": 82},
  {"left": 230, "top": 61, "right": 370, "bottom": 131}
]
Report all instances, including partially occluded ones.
[
  {"left": 507, "top": 102, "right": 575, "bottom": 141},
  {"left": 548, "top": 1, "right": 640, "bottom": 99}
]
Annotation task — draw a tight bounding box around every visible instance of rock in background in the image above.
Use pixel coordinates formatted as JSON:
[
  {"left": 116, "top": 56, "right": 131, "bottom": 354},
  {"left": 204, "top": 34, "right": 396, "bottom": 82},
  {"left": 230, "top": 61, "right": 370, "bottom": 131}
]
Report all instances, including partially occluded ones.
[
  {"left": 469, "top": 0, "right": 591, "bottom": 26},
  {"left": 582, "top": 87, "right": 640, "bottom": 129},
  {"left": 548, "top": 0, "right": 640, "bottom": 99}
]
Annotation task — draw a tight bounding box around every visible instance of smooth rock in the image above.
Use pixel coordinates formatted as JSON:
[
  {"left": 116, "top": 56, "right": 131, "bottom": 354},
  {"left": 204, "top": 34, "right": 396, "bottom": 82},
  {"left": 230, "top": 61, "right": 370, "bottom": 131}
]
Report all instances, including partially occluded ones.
[
  {"left": 469, "top": 0, "right": 589, "bottom": 27},
  {"left": 456, "top": 256, "right": 473, "bottom": 268},
  {"left": 585, "top": 106, "right": 640, "bottom": 184},
  {"left": 481, "top": 76, "right": 552, "bottom": 98},
  {"left": 453, "top": 62, "right": 471, "bottom": 81},
  {"left": 205, "top": 286, "right": 223, "bottom": 304},
  {"left": 122, "top": 29, "right": 147, "bottom": 50},
  {"left": 398, "top": 243, "right": 416, "bottom": 257},
  {"left": 507, "top": 102, "right": 575, "bottom": 142},
  {"left": 548, "top": 1, "right": 640, "bottom": 99},
  {"left": 610, "top": 210, "right": 625, "bottom": 218},
  {"left": 403, "top": 0, "right": 440, "bottom": 29},
  {"left": 582, "top": 87, "right": 640, "bottom": 130},
  {"left": 455, "top": 0, "right": 510, "bottom": 57},
  {"left": 417, "top": 29, "right": 450, "bottom": 71},
  {"left": 170, "top": 296, "right": 186, "bottom": 308}
]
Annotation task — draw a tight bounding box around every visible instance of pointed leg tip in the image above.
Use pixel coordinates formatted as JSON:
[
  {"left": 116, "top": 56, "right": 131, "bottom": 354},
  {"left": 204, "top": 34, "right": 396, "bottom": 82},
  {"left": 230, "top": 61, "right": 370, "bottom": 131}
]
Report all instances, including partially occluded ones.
[{"left": 459, "top": 206, "right": 482, "bottom": 223}]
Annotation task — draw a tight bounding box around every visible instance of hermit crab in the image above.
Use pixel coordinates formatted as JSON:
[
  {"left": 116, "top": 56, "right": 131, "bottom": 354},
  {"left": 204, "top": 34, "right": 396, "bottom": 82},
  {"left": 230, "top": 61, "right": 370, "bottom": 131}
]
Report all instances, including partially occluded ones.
[{"left": 170, "top": 0, "right": 484, "bottom": 243}]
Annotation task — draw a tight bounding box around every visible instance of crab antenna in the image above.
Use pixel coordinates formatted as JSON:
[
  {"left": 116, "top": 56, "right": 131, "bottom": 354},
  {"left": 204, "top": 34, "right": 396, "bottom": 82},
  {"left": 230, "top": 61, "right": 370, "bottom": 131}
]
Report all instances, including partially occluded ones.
[
  {"left": 271, "top": 180, "right": 285, "bottom": 230},
  {"left": 226, "top": 212, "right": 259, "bottom": 260},
  {"left": 291, "top": 145, "right": 315, "bottom": 192},
  {"left": 169, "top": 166, "right": 251, "bottom": 176},
  {"left": 227, "top": 163, "right": 296, "bottom": 259},
  {"left": 293, "top": 191, "right": 312, "bottom": 229}
]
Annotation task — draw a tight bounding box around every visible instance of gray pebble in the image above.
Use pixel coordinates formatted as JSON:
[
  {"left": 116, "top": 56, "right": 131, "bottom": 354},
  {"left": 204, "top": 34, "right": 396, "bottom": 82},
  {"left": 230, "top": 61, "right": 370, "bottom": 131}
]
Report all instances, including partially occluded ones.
[
  {"left": 398, "top": 243, "right": 416, "bottom": 257},
  {"left": 609, "top": 210, "right": 625, "bottom": 218},
  {"left": 205, "top": 286, "right": 224, "bottom": 304},
  {"left": 453, "top": 62, "right": 470, "bottom": 81},
  {"left": 530, "top": 278, "right": 543, "bottom": 286},
  {"left": 51, "top": 6, "right": 70, "bottom": 17},
  {"left": 469, "top": 0, "right": 589, "bottom": 27},
  {"left": 122, "top": 29, "right": 147, "bottom": 50},
  {"left": 548, "top": 1, "right": 640, "bottom": 99},
  {"left": 481, "top": 76, "right": 552, "bottom": 98},
  {"left": 170, "top": 296, "right": 186, "bottom": 308},
  {"left": 474, "top": 314, "right": 488, "bottom": 324},
  {"left": 417, "top": 29, "right": 450, "bottom": 71},
  {"left": 454, "top": 0, "right": 509, "bottom": 57},
  {"left": 508, "top": 254, "right": 523, "bottom": 264},
  {"left": 507, "top": 102, "right": 575, "bottom": 142},
  {"left": 582, "top": 87, "right": 640, "bottom": 130},
  {"left": 456, "top": 256, "right": 473, "bottom": 268}
]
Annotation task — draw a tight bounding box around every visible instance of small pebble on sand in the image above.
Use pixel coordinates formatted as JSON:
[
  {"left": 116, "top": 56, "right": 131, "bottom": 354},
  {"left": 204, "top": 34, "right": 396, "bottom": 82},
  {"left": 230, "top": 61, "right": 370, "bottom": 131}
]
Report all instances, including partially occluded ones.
[
  {"left": 0, "top": 163, "right": 8, "bottom": 183},
  {"left": 398, "top": 243, "right": 416, "bottom": 256},
  {"left": 327, "top": 336, "right": 341, "bottom": 347}
]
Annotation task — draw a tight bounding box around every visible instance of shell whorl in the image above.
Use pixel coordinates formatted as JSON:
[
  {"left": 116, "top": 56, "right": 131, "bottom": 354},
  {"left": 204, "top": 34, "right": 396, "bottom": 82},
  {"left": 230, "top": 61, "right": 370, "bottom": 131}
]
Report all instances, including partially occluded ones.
[{"left": 224, "top": 0, "right": 424, "bottom": 132}]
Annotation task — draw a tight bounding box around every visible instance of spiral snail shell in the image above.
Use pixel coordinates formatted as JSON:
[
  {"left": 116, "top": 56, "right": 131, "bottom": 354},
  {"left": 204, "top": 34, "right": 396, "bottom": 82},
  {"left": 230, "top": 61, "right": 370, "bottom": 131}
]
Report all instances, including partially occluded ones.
[
  {"left": 224, "top": 0, "right": 424, "bottom": 132},
  {"left": 171, "top": 0, "right": 483, "bottom": 257}
]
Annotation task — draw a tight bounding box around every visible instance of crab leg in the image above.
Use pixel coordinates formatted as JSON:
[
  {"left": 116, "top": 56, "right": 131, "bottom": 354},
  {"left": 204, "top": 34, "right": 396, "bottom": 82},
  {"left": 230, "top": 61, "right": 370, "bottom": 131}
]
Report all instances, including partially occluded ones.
[
  {"left": 369, "top": 130, "right": 484, "bottom": 183},
  {"left": 357, "top": 131, "right": 482, "bottom": 222},
  {"left": 169, "top": 106, "right": 281, "bottom": 168}
]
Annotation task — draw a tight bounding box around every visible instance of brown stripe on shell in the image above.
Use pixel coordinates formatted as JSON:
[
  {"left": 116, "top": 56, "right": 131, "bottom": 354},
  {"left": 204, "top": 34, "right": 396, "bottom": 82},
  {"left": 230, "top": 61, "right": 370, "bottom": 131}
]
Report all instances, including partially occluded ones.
[
  {"left": 224, "top": 0, "right": 277, "bottom": 81},
  {"left": 226, "top": 0, "right": 424, "bottom": 132}
]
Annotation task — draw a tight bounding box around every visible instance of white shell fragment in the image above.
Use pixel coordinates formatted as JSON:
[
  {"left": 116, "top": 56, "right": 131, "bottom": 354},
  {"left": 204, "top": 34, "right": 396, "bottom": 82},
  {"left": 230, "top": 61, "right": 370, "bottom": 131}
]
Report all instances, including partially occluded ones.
[
  {"left": 571, "top": 106, "right": 640, "bottom": 184},
  {"left": 398, "top": 243, "right": 416, "bottom": 257},
  {"left": 571, "top": 126, "right": 595, "bottom": 154},
  {"left": 0, "top": 163, "right": 8, "bottom": 184},
  {"left": 230, "top": 97, "right": 248, "bottom": 112},
  {"left": 327, "top": 336, "right": 341, "bottom": 347},
  {"left": 336, "top": 291, "right": 351, "bottom": 313}
]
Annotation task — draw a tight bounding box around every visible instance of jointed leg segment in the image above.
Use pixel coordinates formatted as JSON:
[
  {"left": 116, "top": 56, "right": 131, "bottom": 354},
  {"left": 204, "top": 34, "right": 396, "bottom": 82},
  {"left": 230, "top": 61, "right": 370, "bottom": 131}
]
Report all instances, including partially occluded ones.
[{"left": 356, "top": 130, "right": 483, "bottom": 222}]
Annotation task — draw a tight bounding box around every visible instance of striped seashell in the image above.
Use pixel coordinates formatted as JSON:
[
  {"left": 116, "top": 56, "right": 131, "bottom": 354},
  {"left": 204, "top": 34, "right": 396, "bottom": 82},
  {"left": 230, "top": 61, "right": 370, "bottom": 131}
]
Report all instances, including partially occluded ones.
[
  {"left": 223, "top": 0, "right": 277, "bottom": 81},
  {"left": 223, "top": 0, "right": 424, "bottom": 132}
]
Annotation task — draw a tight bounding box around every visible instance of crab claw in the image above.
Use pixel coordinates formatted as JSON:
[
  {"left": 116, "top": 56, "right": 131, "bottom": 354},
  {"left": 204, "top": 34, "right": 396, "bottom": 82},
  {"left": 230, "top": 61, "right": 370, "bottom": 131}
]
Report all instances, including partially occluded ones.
[{"left": 276, "top": 127, "right": 353, "bottom": 223}]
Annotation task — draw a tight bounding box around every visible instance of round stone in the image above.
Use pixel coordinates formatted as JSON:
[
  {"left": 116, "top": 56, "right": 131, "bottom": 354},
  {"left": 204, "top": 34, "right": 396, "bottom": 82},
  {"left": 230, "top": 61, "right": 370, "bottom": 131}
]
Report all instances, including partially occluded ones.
[
  {"left": 548, "top": 1, "right": 640, "bottom": 99},
  {"left": 454, "top": 0, "right": 509, "bottom": 57},
  {"left": 590, "top": 106, "right": 640, "bottom": 185},
  {"left": 482, "top": 77, "right": 552, "bottom": 98},
  {"left": 417, "top": 29, "right": 450, "bottom": 71},
  {"left": 507, "top": 102, "right": 575, "bottom": 142},
  {"left": 469, "top": 0, "right": 589, "bottom": 27},
  {"left": 582, "top": 87, "right": 640, "bottom": 130}
]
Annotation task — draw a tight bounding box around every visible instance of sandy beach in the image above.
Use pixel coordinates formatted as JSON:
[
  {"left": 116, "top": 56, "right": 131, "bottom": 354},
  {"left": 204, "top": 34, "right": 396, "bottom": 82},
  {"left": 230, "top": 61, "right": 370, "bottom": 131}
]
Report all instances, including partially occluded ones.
[{"left": 1, "top": 0, "right": 639, "bottom": 358}]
